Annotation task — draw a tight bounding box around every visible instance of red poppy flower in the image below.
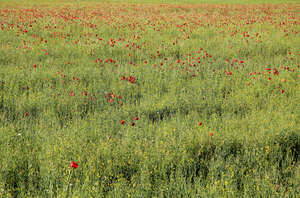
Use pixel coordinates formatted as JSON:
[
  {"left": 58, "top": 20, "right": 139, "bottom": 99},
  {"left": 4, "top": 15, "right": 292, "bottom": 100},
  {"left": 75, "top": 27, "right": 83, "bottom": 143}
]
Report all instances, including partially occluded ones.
[
  {"left": 198, "top": 122, "right": 202, "bottom": 126},
  {"left": 105, "top": 92, "right": 111, "bottom": 99},
  {"left": 131, "top": 122, "right": 135, "bottom": 126},
  {"left": 281, "top": 89, "right": 285, "bottom": 94},
  {"left": 70, "top": 92, "right": 75, "bottom": 97},
  {"left": 70, "top": 161, "right": 79, "bottom": 169},
  {"left": 33, "top": 64, "right": 37, "bottom": 68},
  {"left": 134, "top": 116, "right": 139, "bottom": 121},
  {"left": 209, "top": 132, "right": 213, "bottom": 136},
  {"left": 128, "top": 76, "right": 135, "bottom": 84},
  {"left": 121, "top": 120, "right": 125, "bottom": 125},
  {"left": 25, "top": 112, "right": 29, "bottom": 117}
]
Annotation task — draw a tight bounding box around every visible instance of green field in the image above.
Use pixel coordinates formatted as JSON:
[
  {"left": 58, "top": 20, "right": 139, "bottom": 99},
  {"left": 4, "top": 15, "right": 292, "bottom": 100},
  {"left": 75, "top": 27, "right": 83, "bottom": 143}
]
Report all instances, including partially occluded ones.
[{"left": 0, "top": 0, "right": 299, "bottom": 197}]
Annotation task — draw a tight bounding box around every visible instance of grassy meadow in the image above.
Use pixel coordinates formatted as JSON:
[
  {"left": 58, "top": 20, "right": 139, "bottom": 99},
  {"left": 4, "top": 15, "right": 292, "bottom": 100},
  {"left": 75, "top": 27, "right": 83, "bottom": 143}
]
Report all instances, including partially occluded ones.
[{"left": 0, "top": 0, "right": 299, "bottom": 197}]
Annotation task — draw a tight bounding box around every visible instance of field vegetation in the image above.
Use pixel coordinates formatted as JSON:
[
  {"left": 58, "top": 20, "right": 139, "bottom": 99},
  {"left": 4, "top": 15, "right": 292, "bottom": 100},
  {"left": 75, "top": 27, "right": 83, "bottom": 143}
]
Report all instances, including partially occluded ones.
[{"left": 0, "top": 0, "right": 299, "bottom": 197}]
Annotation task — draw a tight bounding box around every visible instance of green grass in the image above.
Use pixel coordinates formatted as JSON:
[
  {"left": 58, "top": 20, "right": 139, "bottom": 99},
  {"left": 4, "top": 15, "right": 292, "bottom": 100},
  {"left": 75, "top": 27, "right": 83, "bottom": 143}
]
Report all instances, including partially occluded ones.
[{"left": 0, "top": 1, "right": 299, "bottom": 197}]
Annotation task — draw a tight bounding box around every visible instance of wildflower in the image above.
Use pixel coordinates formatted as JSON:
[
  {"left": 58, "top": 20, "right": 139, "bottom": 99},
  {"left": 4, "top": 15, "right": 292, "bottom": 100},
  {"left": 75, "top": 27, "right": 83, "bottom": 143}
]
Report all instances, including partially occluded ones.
[
  {"left": 131, "top": 122, "right": 135, "bottom": 126},
  {"left": 198, "top": 122, "right": 202, "bottom": 126},
  {"left": 134, "top": 116, "right": 139, "bottom": 121},
  {"left": 70, "top": 161, "right": 78, "bottom": 169},
  {"left": 128, "top": 76, "right": 135, "bottom": 84},
  {"left": 121, "top": 120, "right": 125, "bottom": 125},
  {"left": 209, "top": 132, "right": 213, "bottom": 136}
]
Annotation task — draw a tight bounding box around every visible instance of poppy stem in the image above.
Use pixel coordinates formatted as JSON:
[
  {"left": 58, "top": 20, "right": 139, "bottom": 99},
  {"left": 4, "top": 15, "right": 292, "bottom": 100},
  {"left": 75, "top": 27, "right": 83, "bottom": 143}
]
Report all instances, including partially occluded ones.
[{"left": 65, "top": 169, "right": 72, "bottom": 193}]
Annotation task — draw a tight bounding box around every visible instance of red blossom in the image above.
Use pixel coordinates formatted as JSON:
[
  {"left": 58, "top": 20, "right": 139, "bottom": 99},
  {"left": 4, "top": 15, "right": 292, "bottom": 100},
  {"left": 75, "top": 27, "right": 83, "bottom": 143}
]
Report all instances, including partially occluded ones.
[
  {"left": 128, "top": 76, "right": 135, "bottom": 84},
  {"left": 273, "top": 69, "right": 279, "bottom": 75},
  {"left": 70, "top": 161, "right": 79, "bottom": 169}
]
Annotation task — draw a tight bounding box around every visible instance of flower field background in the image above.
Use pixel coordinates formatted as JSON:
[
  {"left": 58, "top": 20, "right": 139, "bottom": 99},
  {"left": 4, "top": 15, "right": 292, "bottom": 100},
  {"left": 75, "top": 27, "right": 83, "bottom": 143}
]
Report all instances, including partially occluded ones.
[{"left": 0, "top": 0, "right": 299, "bottom": 197}]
